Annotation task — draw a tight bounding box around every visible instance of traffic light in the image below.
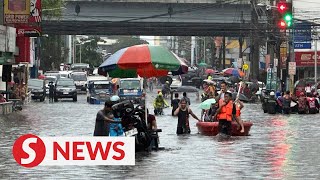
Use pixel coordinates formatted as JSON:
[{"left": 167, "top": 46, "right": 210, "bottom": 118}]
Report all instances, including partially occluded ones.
[{"left": 276, "top": 1, "right": 293, "bottom": 29}]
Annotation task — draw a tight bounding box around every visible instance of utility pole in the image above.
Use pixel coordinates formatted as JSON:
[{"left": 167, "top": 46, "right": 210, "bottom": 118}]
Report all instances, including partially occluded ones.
[
  {"left": 268, "top": 0, "right": 275, "bottom": 72},
  {"left": 250, "top": 0, "right": 260, "bottom": 80},
  {"left": 239, "top": 11, "right": 244, "bottom": 59},
  {"left": 222, "top": 36, "right": 226, "bottom": 69},
  {"left": 191, "top": 36, "right": 195, "bottom": 66},
  {"left": 314, "top": 27, "right": 318, "bottom": 84}
]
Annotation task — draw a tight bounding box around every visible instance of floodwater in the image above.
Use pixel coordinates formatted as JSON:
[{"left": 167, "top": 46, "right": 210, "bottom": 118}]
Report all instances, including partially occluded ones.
[{"left": 1, "top": 93, "right": 320, "bottom": 179}]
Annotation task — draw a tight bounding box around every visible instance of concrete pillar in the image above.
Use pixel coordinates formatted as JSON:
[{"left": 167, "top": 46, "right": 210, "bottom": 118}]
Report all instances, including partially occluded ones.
[
  {"left": 67, "top": 35, "right": 72, "bottom": 64},
  {"left": 0, "top": 0, "right": 3, "bottom": 25},
  {"left": 191, "top": 36, "right": 195, "bottom": 66}
]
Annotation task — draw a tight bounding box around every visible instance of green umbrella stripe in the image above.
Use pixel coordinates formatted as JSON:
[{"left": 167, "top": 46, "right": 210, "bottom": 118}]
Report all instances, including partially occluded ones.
[{"left": 149, "top": 46, "right": 180, "bottom": 71}]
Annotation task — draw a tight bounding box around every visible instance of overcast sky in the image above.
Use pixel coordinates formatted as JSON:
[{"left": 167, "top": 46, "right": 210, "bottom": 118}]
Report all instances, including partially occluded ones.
[{"left": 294, "top": 0, "right": 320, "bottom": 21}]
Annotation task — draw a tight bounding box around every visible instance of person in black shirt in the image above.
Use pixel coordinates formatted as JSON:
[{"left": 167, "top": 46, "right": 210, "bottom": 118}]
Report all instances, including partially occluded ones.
[
  {"left": 181, "top": 92, "right": 191, "bottom": 105},
  {"left": 171, "top": 93, "right": 180, "bottom": 116},
  {"left": 174, "top": 99, "right": 200, "bottom": 135},
  {"left": 93, "top": 100, "right": 121, "bottom": 136},
  {"left": 48, "top": 81, "right": 55, "bottom": 102}
]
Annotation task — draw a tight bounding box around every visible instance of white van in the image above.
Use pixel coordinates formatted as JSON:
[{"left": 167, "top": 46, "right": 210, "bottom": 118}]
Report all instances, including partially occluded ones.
[{"left": 71, "top": 71, "right": 88, "bottom": 91}]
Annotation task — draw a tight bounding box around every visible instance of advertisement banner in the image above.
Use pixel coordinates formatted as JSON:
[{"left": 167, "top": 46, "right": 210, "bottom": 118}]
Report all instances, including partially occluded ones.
[
  {"left": 0, "top": 26, "right": 6, "bottom": 52},
  {"left": 295, "top": 51, "right": 320, "bottom": 67},
  {"left": 4, "top": 0, "right": 31, "bottom": 24},
  {"left": 29, "top": 0, "right": 41, "bottom": 23},
  {"left": 17, "top": 26, "right": 41, "bottom": 37},
  {"left": 6, "top": 26, "right": 17, "bottom": 53}
]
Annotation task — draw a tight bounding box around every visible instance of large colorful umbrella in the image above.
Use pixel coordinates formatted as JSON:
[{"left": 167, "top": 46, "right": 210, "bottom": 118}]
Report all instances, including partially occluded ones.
[
  {"left": 99, "top": 45, "right": 181, "bottom": 78},
  {"left": 222, "top": 68, "right": 245, "bottom": 77}
]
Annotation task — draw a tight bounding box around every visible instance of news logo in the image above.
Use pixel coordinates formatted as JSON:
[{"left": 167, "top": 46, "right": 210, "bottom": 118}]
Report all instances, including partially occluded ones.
[{"left": 12, "top": 134, "right": 135, "bottom": 168}]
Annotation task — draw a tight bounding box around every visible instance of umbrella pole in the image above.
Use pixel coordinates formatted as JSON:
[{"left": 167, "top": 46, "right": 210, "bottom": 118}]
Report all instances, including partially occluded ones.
[{"left": 144, "top": 70, "right": 148, "bottom": 127}]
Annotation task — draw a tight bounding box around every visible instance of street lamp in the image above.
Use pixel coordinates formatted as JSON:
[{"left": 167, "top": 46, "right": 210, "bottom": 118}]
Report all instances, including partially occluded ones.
[{"left": 75, "top": 39, "right": 94, "bottom": 63}]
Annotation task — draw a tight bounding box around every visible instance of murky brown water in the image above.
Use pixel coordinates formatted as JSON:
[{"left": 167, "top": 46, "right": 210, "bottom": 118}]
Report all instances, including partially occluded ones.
[{"left": 1, "top": 93, "right": 320, "bottom": 179}]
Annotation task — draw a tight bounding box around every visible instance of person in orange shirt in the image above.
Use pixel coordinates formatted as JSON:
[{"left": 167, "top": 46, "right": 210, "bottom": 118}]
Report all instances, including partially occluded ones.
[{"left": 215, "top": 92, "right": 236, "bottom": 135}]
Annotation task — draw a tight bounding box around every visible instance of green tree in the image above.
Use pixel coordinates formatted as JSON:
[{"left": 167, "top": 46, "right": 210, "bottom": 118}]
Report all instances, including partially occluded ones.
[
  {"left": 40, "top": 0, "right": 66, "bottom": 71},
  {"left": 40, "top": 35, "right": 68, "bottom": 71},
  {"left": 108, "top": 36, "right": 149, "bottom": 53},
  {"left": 42, "top": 0, "right": 65, "bottom": 19},
  {"left": 75, "top": 36, "right": 103, "bottom": 67}
]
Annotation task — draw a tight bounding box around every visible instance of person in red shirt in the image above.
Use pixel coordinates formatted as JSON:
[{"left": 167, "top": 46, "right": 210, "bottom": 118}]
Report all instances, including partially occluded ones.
[
  {"left": 0, "top": 94, "right": 6, "bottom": 103},
  {"left": 145, "top": 109, "right": 157, "bottom": 130}
]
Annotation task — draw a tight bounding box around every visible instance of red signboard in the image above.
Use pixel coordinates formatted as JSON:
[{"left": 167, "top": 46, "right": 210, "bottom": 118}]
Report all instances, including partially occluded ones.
[
  {"left": 16, "top": 25, "right": 41, "bottom": 37},
  {"left": 295, "top": 51, "right": 320, "bottom": 67},
  {"left": 15, "top": 37, "right": 30, "bottom": 63},
  {"left": 29, "top": 0, "right": 42, "bottom": 23}
]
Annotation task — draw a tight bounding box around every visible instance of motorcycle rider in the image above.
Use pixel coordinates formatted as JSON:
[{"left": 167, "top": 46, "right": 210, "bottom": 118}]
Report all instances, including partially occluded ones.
[
  {"left": 282, "top": 91, "right": 291, "bottom": 114},
  {"left": 161, "top": 81, "right": 171, "bottom": 98},
  {"left": 153, "top": 92, "right": 169, "bottom": 115},
  {"left": 307, "top": 93, "right": 319, "bottom": 114},
  {"left": 297, "top": 92, "right": 308, "bottom": 114},
  {"left": 265, "top": 91, "right": 277, "bottom": 114}
]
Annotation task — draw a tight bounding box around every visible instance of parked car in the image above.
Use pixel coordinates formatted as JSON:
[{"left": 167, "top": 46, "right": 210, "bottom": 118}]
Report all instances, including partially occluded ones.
[
  {"left": 44, "top": 76, "right": 57, "bottom": 95},
  {"left": 28, "top": 79, "right": 46, "bottom": 102},
  {"left": 54, "top": 78, "right": 77, "bottom": 102}
]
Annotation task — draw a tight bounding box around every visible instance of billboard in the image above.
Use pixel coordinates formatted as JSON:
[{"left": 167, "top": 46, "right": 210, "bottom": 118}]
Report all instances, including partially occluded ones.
[
  {"left": 29, "top": 0, "right": 42, "bottom": 23},
  {"left": 6, "top": 26, "right": 17, "bottom": 53},
  {"left": 295, "top": 51, "right": 320, "bottom": 67},
  {"left": 0, "top": 26, "right": 6, "bottom": 52},
  {"left": 4, "top": 0, "right": 31, "bottom": 24}
]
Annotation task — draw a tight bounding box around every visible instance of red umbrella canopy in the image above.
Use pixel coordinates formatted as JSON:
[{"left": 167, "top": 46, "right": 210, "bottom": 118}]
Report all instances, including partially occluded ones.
[{"left": 205, "top": 69, "right": 217, "bottom": 74}]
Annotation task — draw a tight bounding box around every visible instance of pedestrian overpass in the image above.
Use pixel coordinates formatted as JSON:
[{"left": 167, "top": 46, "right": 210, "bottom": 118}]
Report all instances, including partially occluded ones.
[{"left": 42, "top": 0, "right": 267, "bottom": 36}]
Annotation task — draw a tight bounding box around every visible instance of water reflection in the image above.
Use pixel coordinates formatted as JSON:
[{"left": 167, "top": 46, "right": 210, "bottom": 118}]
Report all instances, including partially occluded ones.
[{"left": 1, "top": 95, "right": 320, "bottom": 179}]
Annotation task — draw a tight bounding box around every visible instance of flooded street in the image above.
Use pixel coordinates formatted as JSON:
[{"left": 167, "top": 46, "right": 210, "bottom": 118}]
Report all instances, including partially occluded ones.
[{"left": 1, "top": 93, "right": 320, "bottom": 179}]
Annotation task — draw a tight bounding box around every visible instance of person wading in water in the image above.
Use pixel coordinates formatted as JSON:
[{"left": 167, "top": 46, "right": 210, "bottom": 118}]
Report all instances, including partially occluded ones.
[{"left": 174, "top": 99, "right": 200, "bottom": 135}]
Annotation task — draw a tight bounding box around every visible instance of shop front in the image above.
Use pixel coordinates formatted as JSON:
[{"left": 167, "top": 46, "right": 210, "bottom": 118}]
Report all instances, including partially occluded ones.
[{"left": 295, "top": 51, "right": 320, "bottom": 80}]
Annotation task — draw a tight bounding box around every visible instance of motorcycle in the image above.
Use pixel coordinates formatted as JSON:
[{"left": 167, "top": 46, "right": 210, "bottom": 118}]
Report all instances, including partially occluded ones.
[{"left": 112, "top": 100, "right": 161, "bottom": 151}]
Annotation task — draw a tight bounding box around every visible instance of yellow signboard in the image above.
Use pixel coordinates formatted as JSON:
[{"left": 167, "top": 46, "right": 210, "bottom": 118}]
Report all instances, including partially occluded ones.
[
  {"left": 242, "top": 64, "right": 249, "bottom": 70},
  {"left": 4, "top": 0, "right": 30, "bottom": 24}
]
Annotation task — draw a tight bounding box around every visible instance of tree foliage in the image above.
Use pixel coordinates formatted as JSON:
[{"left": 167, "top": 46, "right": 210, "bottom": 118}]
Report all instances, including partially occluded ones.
[
  {"left": 108, "top": 36, "right": 149, "bottom": 54},
  {"left": 40, "top": 35, "right": 68, "bottom": 71},
  {"left": 42, "top": 0, "right": 65, "bottom": 19},
  {"left": 75, "top": 36, "right": 103, "bottom": 67}
]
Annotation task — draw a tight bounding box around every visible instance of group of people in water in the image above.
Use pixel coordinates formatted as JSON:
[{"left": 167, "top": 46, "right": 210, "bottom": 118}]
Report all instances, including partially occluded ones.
[
  {"left": 94, "top": 76, "right": 249, "bottom": 137},
  {"left": 152, "top": 78, "right": 246, "bottom": 136},
  {"left": 262, "top": 90, "right": 320, "bottom": 115}
]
